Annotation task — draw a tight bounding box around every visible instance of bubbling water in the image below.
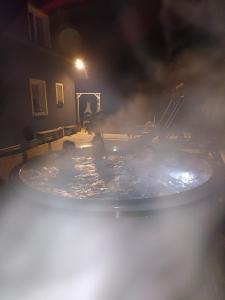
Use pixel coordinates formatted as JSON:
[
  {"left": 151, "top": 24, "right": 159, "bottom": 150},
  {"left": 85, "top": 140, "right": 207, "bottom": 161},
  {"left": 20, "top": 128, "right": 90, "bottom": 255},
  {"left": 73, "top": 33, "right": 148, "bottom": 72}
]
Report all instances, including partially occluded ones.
[{"left": 18, "top": 145, "right": 212, "bottom": 201}]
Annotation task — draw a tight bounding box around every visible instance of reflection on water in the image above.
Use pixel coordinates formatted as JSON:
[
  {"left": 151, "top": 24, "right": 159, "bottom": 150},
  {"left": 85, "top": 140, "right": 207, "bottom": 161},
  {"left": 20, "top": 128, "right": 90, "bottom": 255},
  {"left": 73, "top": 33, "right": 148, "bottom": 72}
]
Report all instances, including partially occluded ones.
[{"left": 18, "top": 148, "right": 212, "bottom": 200}]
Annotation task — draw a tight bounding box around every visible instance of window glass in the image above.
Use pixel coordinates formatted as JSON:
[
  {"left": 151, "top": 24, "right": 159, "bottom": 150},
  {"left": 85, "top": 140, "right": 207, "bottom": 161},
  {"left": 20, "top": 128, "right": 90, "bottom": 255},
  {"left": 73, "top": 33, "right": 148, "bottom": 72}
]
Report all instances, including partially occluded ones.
[
  {"left": 30, "top": 79, "right": 48, "bottom": 116},
  {"left": 56, "top": 83, "right": 64, "bottom": 107}
]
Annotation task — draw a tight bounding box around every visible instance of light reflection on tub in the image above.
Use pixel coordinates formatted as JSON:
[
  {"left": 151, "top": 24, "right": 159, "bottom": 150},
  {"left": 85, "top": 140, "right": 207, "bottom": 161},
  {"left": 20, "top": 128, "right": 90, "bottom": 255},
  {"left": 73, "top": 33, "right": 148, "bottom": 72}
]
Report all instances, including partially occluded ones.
[{"left": 18, "top": 146, "right": 213, "bottom": 201}]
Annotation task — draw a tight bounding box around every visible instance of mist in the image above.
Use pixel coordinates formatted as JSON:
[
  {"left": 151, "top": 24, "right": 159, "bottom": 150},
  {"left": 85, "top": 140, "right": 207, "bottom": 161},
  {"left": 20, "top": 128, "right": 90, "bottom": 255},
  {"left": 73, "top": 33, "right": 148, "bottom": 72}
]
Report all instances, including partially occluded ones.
[
  {"left": 1, "top": 0, "right": 225, "bottom": 299},
  {"left": 0, "top": 182, "right": 223, "bottom": 300}
]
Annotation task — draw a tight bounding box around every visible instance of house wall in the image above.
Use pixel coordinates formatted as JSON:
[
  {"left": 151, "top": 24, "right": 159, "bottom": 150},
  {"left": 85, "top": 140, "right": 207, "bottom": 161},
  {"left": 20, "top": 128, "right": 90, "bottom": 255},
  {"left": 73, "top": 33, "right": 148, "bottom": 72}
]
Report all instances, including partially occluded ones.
[{"left": 0, "top": 5, "right": 77, "bottom": 148}]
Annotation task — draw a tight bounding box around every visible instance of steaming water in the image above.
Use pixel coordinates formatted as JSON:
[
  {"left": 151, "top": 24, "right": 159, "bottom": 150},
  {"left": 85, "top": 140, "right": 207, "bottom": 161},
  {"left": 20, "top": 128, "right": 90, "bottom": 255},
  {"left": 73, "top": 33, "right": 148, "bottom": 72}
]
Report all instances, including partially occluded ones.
[
  {"left": 18, "top": 147, "right": 212, "bottom": 200},
  {"left": 4, "top": 145, "right": 222, "bottom": 300}
]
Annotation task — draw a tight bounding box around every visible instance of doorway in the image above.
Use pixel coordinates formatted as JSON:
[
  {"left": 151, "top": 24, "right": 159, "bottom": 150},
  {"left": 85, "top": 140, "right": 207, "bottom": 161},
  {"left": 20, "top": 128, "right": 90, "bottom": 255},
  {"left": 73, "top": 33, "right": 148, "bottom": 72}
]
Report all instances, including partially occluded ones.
[{"left": 76, "top": 92, "right": 101, "bottom": 126}]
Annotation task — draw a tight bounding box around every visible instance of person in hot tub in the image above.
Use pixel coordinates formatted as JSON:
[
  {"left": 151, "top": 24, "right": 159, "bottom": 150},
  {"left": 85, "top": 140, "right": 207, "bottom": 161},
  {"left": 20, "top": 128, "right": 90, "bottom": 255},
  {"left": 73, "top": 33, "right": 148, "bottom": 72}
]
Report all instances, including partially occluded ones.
[
  {"left": 55, "top": 140, "right": 77, "bottom": 185},
  {"left": 62, "top": 140, "right": 76, "bottom": 155},
  {"left": 92, "top": 133, "right": 115, "bottom": 183},
  {"left": 92, "top": 132, "right": 106, "bottom": 160}
]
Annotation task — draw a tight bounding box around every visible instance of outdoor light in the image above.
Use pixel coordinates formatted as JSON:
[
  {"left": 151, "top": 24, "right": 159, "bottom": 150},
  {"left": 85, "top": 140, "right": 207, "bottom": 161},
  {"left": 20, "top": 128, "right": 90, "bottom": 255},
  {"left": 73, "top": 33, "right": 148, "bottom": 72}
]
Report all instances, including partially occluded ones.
[
  {"left": 79, "top": 144, "right": 92, "bottom": 149},
  {"left": 74, "top": 58, "right": 88, "bottom": 78},
  {"left": 170, "top": 170, "right": 196, "bottom": 185},
  {"left": 75, "top": 58, "right": 85, "bottom": 70}
]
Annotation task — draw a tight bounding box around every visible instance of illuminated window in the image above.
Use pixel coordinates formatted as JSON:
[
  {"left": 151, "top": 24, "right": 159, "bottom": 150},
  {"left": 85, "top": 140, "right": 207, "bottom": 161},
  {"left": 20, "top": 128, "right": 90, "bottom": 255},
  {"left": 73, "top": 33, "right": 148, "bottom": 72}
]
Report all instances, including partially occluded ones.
[
  {"left": 29, "top": 79, "right": 48, "bottom": 116},
  {"left": 56, "top": 83, "right": 64, "bottom": 107},
  {"left": 27, "top": 3, "right": 51, "bottom": 48}
]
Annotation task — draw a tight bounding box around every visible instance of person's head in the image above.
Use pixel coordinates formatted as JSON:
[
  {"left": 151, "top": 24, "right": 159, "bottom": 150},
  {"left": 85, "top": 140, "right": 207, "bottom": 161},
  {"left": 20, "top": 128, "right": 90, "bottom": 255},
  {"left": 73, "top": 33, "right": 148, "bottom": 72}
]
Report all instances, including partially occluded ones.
[
  {"left": 95, "top": 132, "right": 102, "bottom": 139},
  {"left": 62, "top": 140, "right": 76, "bottom": 155}
]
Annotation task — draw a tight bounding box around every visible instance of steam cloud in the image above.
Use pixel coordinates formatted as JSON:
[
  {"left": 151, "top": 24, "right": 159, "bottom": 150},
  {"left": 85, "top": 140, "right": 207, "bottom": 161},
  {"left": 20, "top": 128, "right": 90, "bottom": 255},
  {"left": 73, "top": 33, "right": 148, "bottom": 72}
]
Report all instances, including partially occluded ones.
[{"left": 1, "top": 0, "right": 225, "bottom": 299}]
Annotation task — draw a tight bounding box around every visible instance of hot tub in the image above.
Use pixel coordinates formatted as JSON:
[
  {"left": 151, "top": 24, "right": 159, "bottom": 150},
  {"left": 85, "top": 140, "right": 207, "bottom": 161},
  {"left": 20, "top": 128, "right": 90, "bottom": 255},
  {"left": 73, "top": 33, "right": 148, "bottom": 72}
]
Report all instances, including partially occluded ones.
[
  {"left": 10, "top": 141, "right": 224, "bottom": 215},
  {"left": 6, "top": 141, "right": 225, "bottom": 300}
]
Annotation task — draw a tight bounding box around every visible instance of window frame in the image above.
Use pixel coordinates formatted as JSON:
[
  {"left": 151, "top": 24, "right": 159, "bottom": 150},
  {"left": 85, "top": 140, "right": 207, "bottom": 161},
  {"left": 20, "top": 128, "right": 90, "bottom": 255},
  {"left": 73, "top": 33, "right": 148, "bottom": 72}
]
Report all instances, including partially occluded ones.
[
  {"left": 55, "top": 82, "right": 65, "bottom": 107},
  {"left": 29, "top": 78, "right": 48, "bottom": 117},
  {"left": 27, "top": 3, "right": 51, "bottom": 48}
]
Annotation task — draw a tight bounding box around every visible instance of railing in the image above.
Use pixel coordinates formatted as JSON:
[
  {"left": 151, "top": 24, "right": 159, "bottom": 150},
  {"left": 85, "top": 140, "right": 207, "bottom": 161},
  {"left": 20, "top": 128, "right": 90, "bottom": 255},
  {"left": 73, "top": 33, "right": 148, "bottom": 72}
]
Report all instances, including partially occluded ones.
[
  {"left": 159, "top": 97, "right": 184, "bottom": 130},
  {"left": 158, "top": 83, "right": 185, "bottom": 132},
  {"left": 0, "top": 125, "right": 80, "bottom": 160}
]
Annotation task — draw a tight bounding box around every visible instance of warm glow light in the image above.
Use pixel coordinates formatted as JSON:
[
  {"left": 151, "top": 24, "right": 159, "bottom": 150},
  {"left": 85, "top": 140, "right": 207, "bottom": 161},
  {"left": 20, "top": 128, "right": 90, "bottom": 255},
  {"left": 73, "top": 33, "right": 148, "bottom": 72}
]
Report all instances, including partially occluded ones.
[
  {"left": 75, "top": 58, "right": 85, "bottom": 70},
  {"left": 79, "top": 144, "right": 92, "bottom": 149}
]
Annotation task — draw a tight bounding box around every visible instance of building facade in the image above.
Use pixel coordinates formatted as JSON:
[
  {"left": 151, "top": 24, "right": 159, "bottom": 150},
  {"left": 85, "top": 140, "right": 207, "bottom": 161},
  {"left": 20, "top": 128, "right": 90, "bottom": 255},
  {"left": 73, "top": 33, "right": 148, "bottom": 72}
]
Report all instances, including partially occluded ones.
[{"left": 0, "top": 2, "right": 77, "bottom": 148}]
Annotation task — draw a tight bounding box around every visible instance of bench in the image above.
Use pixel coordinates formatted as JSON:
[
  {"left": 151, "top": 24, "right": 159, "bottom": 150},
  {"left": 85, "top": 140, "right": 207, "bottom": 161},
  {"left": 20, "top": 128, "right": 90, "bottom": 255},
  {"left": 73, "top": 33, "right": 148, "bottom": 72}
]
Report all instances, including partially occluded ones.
[
  {"left": 0, "top": 125, "right": 80, "bottom": 160},
  {"left": 0, "top": 144, "right": 22, "bottom": 158},
  {"left": 63, "top": 125, "right": 81, "bottom": 136},
  {"left": 35, "top": 127, "right": 64, "bottom": 142},
  {"left": 0, "top": 139, "right": 42, "bottom": 160}
]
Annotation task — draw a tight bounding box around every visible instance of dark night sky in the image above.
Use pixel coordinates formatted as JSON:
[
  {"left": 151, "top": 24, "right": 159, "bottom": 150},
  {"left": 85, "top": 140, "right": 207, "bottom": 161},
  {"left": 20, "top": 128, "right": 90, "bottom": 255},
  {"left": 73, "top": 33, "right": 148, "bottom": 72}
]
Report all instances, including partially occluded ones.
[
  {"left": 1, "top": 0, "right": 225, "bottom": 95},
  {"left": 37, "top": 0, "right": 222, "bottom": 93},
  {"left": 44, "top": 0, "right": 166, "bottom": 90}
]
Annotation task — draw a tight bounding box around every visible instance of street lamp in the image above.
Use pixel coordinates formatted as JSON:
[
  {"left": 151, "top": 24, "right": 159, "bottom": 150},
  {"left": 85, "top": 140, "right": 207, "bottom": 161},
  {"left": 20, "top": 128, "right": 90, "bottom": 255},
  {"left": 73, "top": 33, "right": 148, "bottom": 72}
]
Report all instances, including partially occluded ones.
[
  {"left": 74, "top": 58, "right": 85, "bottom": 70},
  {"left": 74, "top": 58, "right": 88, "bottom": 78}
]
